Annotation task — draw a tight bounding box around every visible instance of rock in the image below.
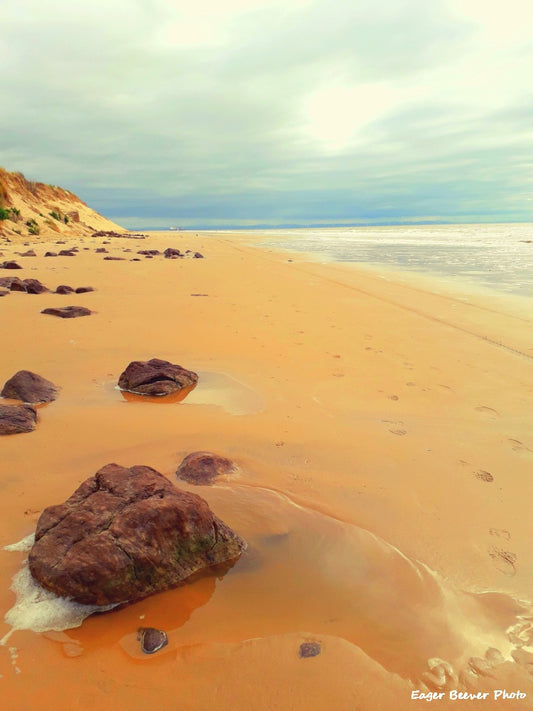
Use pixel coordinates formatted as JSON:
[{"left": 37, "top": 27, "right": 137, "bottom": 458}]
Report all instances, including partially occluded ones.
[
  {"left": 137, "top": 249, "right": 160, "bottom": 256},
  {"left": 10, "top": 278, "right": 48, "bottom": 294},
  {"left": 299, "top": 642, "right": 321, "bottom": 658},
  {"left": 95, "top": 248, "right": 108, "bottom": 253},
  {"left": 1, "top": 370, "right": 59, "bottom": 404},
  {"left": 193, "top": 252, "right": 204, "bottom": 259},
  {"left": 44, "top": 251, "right": 58, "bottom": 257},
  {"left": 137, "top": 627, "right": 168, "bottom": 654},
  {"left": 0, "top": 289, "right": 8, "bottom": 297},
  {"left": 176, "top": 452, "right": 236, "bottom": 486},
  {"left": 103, "top": 256, "right": 125, "bottom": 261},
  {"left": 0, "top": 403, "right": 37, "bottom": 434},
  {"left": 118, "top": 358, "right": 198, "bottom": 396},
  {"left": 20, "top": 249, "right": 37, "bottom": 257},
  {"left": 75, "top": 286, "right": 95, "bottom": 293},
  {"left": 58, "top": 250, "right": 76, "bottom": 257},
  {"left": 1, "top": 260, "right": 22, "bottom": 269},
  {"left": 28, "top": 463, "right": 246, "bottom": 605},
  {"left": 0, "top": 276, "right": 23, "bottom": 289},
  {"left": 41, "top": 306, "right": 92, "bottom": 319},
  {"left": 55, "top": 285, "right": 75, "bottom": 294},
  {"left": 164, "top": 247, "right": 183, "bottom": 259}
]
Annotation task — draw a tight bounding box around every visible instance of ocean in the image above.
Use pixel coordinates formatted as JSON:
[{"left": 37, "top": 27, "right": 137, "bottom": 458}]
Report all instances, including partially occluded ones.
[{"left": 254, "top": 223, "right": 533, "bottom": 298}]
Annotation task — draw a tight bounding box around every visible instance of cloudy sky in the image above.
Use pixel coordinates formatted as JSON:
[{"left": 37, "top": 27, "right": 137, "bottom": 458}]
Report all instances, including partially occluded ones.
[{"left": 2, "top": 0, "right": 532, "bottom": 228}]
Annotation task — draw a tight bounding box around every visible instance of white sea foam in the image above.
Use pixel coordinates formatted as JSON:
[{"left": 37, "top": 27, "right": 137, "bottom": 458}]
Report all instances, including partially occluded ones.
[{"left": 2, "top": 537, "right": 117, "bottom": 644}]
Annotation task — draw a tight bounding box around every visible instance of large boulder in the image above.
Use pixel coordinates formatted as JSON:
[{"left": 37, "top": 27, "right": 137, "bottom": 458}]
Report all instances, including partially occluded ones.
[
  {"left": 28, "top": 463, "right": 246, "bottom": 605},
  {"left": 10, "top": 278, "right": 48, "bottom": 294},
  {"left": 118, "top": 358, "right": 198, "bottom": 396},
  {"left": 176, "top": 452, "right": 236, "bottom": 485},
  {"left": 0, "top": 403, "right": 37, "bottom": 434},
  {"left": 1, "top": 370, "right": 59, "bottom": 404}
]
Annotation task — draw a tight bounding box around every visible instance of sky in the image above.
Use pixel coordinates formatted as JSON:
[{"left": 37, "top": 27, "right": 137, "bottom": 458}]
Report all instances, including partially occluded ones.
[{"left": 2, "top": 0, "right": 533, "bottom": 228}]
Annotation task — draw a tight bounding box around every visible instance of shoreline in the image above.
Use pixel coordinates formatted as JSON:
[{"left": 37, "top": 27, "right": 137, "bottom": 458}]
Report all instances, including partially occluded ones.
[{"left": 0, "top": 229, "right": 532, "bottom": 709}]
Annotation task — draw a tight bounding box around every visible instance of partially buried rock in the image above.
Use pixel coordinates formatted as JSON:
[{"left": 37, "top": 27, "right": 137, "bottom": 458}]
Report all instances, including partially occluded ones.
[
  {"left": 1, "top": 260, "right": 22, "bottom": 269},
  {"left": 28, "top": 463, "right": 246, "bottom": 605},
  {"left": 299, "top": 642, "right": 321, "bottom": 658},
  {"left": 138, "top": 627, "right": 168, "bottom": 654},
  {"left": 1, "top": 370, "right": 59, "bottom": 404},
  {"left": 41, "top": 306, "right": 92, "bottom": 318},
  {"left": 176, "top": 452, "right": 236, "bottom": 486},
  {"left": 0, "top": 403, "right": 37, "bottom": 435},
  {"left": 118, "top": 358, "right": 198, "bottom": 396},
  {"left": 75, "top": 286, "right": 95, "bottom": 293}
]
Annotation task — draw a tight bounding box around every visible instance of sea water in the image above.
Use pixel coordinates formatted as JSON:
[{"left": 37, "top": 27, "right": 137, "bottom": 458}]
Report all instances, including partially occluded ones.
[{"left": 255, "top": 223, "right": 533, "bottom": 297}]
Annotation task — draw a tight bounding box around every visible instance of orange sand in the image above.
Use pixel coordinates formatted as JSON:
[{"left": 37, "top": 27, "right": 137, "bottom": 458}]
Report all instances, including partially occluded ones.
[{"left": 0, "top": 230, "right": 532, "bottom": 710}]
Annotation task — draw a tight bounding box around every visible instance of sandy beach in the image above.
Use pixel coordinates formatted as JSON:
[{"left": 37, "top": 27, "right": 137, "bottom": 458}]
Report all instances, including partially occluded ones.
[{"left": 0, "top": 229, "right": 532, "bottom": 710}]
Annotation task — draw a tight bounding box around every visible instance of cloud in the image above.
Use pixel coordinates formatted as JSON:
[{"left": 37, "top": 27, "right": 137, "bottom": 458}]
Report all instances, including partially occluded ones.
[{"left": 1, "top": 0, "right": 532, "bottom": 225}]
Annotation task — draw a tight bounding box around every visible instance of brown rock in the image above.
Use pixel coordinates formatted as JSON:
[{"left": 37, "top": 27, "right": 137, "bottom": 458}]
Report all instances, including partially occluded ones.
[
  {"left": 55, "top": 285, "right": 74, "bottom": 294},
  {"left": 95, "top": 248, "right": 108, "bottom": 253},
  {"left": 1, "top": 260, "right": 22, "bottom": 269},
  {"left": 28, "top": 463, "right": 246, "bottom": 605},
  {"left": 1, "top": 370, "right": 59, "bottom": 404},
  {"left": 193, "top": 252, "right": 204, "bottom": 259},
  {"left": 137, "top": 627, "right": 168, "bottom": 654},
  {"left": 118, "top": 358, "right": 198, "bottom": 396},
  {"left": 0, "top": 403, "right": 37, "bottom": 434},
  {"left": 0, "top": 276, "right": 23, "bottom": 289},
  {"left": 75, "top": 286, "right": 95, "bottom": 293},
  {"left": 103, "top": 256, "right": 125, "bottom": 261},
  {"left": 41, "top": 306, "right": 92, "bottom": 318},
  {"left": 176, "top": 452, "right": 236, "bottom": 485},
  {"left": 20, "top": 249, "right": 37, "bottom": 257},
  {"left": 164, "top": 247, "right": 183, "bottom": 259},
  {"left": 10, "top": 278, "right": 48, "bottom": 294},
  {"left": 0, "top": 289, "right": 8, "bottom": 297},
  {"left": 44, "top": 251, "right": 58, "bottom": 257}
]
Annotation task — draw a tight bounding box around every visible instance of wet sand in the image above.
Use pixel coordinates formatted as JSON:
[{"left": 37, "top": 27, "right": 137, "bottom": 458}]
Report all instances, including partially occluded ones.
[{"left": 0, "top": 230, "right": 532, "bottom": 710}]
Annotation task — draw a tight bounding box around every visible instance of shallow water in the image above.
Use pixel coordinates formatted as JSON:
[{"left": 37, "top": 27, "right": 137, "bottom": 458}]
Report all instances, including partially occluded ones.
[{"left": 255, "top": 223, "right": 533, "bottom": 297}]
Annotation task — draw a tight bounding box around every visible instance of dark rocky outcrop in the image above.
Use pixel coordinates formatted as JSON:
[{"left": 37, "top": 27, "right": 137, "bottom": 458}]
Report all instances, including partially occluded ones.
[
  {"left": 75, "top": 286, "right": 95, "bottom": 293},
  {"left": 41, "top": 306, "right": 92, "bottom": 318},
  {"left": 28, "top": 463, "right": 246, "bottom": 605},
  {"left": 118, "top": 358, "right": 198, "bottom": 396},
  {"left": 1, "top": 260, "right": 22, "bottom": 269},
  {"left": 176, "top": 452, "right": 236, "bottom": 486},
  {"left": 1, "top": 370, "right": 59, "bottom": 404},
  {"left": 0, "top": 403, "right": 37, "bottom": 434},
  {"left": 58, "top": 250, "right": 76, "bottom": 257},
  {"left": 44, "top": 251, "right": 58, "bottom": 257}
]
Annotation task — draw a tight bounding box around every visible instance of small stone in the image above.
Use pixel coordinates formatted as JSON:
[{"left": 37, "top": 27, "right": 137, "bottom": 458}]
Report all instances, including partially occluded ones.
[
  {"left": 75, "top": 286, "right": 95, "bottom": 293},
  {"left": 137, "top": 627, "right": 168, "bottom": 654},
  {"left": 299, "top": 642, "right": 321, "bottom": 658},
  {"left": 176, "top": 452, "right": 236, "bottom": 485},
  {"left": 58, "top": 250, "right": 76, "bottom": 257},
  {"left": 55, "top": 285, "right": 75, "bottom": 294},
  {"left": 1, "top": 261, "right": 22, "bottom": 269}
]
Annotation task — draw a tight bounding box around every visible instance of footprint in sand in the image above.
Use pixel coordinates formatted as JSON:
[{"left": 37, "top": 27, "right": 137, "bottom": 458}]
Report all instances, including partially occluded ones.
[
  {"left": 474, "top": 470, "right": 494, "bottom": 483},
  {"left": 382, "top": 419, "right": 407, "bottom": 436},
  {"left": 489, "top": 528, "right": 511, "bottom": 541},
  {"left": 389, "top": 428, "right": 407, "bottom": 436},
  {"left": 508, "top": 438, "right": 533, "bottom": 456},
  {"left": 475, "top": 406, "right": 499, "bottom": 419},
  {"left": 488, "top": 547, "right": 517, "bottom": 576}
]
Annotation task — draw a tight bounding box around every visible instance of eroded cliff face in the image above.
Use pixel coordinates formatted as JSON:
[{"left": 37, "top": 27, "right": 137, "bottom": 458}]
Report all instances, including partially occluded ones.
[{"left": 0, "top": 167, "right": 125, "bottom": 243}]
